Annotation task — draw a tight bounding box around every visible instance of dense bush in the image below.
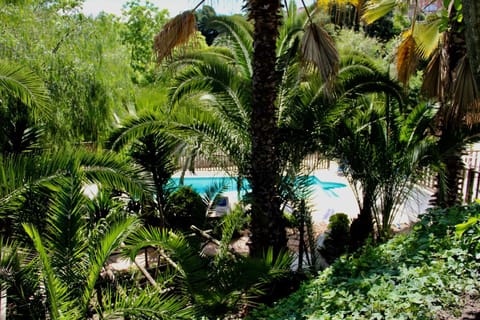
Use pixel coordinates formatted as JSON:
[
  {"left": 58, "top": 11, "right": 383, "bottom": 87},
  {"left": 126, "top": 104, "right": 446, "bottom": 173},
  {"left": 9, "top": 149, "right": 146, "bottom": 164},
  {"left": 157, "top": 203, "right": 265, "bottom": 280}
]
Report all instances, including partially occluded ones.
[
  {"left": 320, "top": 213, "right": 350, "bottom": 264},
  {"left": 250, "top": 203, "right": 480, "bottom": 319},
  {"left": 166, "top": 186, "right": 206, "bottom": 231}
]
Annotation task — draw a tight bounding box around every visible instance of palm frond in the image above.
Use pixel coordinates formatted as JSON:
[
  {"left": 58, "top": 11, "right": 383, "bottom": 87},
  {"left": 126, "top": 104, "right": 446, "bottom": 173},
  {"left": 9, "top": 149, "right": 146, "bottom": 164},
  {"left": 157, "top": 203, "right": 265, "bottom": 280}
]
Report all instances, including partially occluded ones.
[
  {"left": 168, "top": 105, "right": 250, "bottom": 170},
  {"left": 170, "top": 60, "right": 252, "bottom": 128},
  {"left": 206, "top": 15, "right": 254, "bottom": 77},
  {"left": 451, "top": 56, "right": 480, "bottom": 124},
  {"left": 202, "top": 180, "right": 229, "bottom": 212},
  {"left": 217, "top": 206, "right": 247, "bottom": 257},
  {"left": 301, "top": 22, "right": 339, "bottom": 83},
  {"left": 154, "top": 11, "right": 198, "bottom": 63},
  {"left": 421, "top": 49, "right": 443, "bottom": 98},
  {"left": 23, "top": 224, "right": 78, "bottom": 319},
  {"left": 44, "top": 175, "right": 89, "bottom": 291},
  {"left": 100, "top": 285, "right": 193, "bottom": 319},
  {"left": 82, "top": 217, "right": 140, "bottom": 313},
  {"left": 76, "top": 149, "right": 155, "bottom": 197},
  {"left": 0, "top": 236, "right": 23, "bottom": 287},
  {"left": 0, "top": 149, "right": 154, "bottom": 213},
  {"left": 166, "top": 46, "right": 236, "bottom": 73},
  {"left": 107, "top": 113, "right": 165, "bottom": 151},
  {"left": 362, "top": 0, "right": 396, "bottom": 24},
  {"left": 123, "top": 227, "right": 208, "bottom": 289},
  {"left": 396, "top": 31, "right": 418, "bottom": 86},
  {"left": 0, "top": 60, "right": 50, "bottom": 119},
  {"left": 413, "top": 18, "right": 442, "bottom": 59}
]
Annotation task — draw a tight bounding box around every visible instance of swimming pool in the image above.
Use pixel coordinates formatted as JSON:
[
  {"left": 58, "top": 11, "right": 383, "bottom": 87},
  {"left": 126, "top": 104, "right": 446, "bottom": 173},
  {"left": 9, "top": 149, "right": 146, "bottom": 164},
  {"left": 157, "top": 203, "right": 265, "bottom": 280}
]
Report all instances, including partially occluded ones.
[{"left": 169, "top": 176, "right": 346, "bottom": 197}]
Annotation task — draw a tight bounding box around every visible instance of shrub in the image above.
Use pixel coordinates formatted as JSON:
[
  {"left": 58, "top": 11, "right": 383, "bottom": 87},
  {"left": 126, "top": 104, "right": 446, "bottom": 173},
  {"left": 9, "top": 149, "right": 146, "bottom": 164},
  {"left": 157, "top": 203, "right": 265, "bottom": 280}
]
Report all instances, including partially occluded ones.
[
  {"left": 320, "top": 213, "right": 350, "bottom": 264},
  {"left": 249, "top": 203, "right": 480, "bottom": 319},
  {"left": 165, "top": 186, "right": 206, "bottom": 231}
]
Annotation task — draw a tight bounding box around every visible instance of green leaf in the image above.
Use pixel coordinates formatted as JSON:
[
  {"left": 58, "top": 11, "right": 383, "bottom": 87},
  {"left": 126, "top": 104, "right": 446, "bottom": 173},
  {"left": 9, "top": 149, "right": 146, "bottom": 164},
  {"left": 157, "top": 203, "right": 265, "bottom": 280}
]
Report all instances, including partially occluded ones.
[{"left": 455, "top": 216, "right": 479, "bottom": 236}]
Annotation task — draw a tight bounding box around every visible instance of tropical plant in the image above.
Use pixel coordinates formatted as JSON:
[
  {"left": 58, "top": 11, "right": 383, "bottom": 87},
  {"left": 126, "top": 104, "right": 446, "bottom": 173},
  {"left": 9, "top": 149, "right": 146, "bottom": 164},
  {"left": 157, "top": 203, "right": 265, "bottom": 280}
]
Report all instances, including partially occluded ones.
[
  {"left": 362, "top": 0, "right": 480, "bottom": 207},
  {"left": 153, "top": 0, "right": 340, "bottom": 256},
  {"left": 123, "top": 225, "right": 293, "bottom": 318},
  {"left": 250, "top": 202, "right": 480, "bottom": 319},
  {"left": 165, "top": 186, "right": 206, "bottom": 230},
  {"left": 0, "top": 148, "right": 153, "bottom": 237},
  {"left": 1, "top": 176, "right": 192, "bottom": 319},
  {"left": 328, "top": 96, "right": 438, "bottom": 244}
]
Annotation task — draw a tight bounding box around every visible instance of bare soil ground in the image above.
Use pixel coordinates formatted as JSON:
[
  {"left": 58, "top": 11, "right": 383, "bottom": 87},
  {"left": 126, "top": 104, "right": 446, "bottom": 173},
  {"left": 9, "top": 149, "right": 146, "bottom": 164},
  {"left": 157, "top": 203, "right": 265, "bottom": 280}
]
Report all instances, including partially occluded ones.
[{"left": 436, "top": 294, "right": 480, "bottom": 320}]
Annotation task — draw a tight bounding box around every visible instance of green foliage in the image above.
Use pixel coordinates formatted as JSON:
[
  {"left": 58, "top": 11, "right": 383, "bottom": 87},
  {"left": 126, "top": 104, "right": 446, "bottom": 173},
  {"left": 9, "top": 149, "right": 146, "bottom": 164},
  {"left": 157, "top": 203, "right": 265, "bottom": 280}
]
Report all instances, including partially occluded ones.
[
  {"left": 320, "top": 213, "right": 350, "bottom": 264},
  {"left": 123, "top": 226, "right": 293, "bottom": 319},
  {"left": 120, "top": 0, "right": 169, "bottom": 82},
  {"left": 0, "top": 4, "right": 134, "bottom": 146},
  {"left": 250, "top": 203, "right": 480, "bottom": 319},
  {"left": 455, "top": 206, "right": 480, "bottom": 258},
  {"left": 166, "top": 186, "right": 206, "bottom": 230}
]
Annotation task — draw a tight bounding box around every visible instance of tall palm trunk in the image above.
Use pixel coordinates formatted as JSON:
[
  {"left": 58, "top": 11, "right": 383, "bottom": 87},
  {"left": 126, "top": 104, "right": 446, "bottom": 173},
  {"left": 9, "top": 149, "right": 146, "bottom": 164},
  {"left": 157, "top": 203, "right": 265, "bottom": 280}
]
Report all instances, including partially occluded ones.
[
  {"left": 464, "top": 0, "right": 480, "bottom": 90},
  {"left": 432, "top": 3, "right": 469, "bottom": 208},
  {"left": 433, "top": 132, "right": 465, "bottom": 208},
  {"left": 248, "top": 0, "right": 287, "bottom": 256},
  {"left": 349, "top": 187, "right": 374, "bottom": 250}
]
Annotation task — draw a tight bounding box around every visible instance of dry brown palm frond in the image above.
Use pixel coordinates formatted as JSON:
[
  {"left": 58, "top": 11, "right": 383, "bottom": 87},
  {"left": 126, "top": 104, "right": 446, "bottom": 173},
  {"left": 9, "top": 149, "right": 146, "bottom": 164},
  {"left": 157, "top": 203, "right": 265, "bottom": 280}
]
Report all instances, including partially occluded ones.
[
  {"left": 451, "top": 56, "right": 480, "bottom": 125},
  {"left": 154, "top": 11, "right": 197, "bottom": 63},
  {"left": 396, "top": 31, "right": 418, "bottom": 86},
  {"left": 421, "top": 49, "right": 442, "bottom": 99},
  {"left": 465, "top": 100, "right": 480, "bottom": 127},
  {"left": 301, "top": 22, "right": 339, "bottom": 83}
]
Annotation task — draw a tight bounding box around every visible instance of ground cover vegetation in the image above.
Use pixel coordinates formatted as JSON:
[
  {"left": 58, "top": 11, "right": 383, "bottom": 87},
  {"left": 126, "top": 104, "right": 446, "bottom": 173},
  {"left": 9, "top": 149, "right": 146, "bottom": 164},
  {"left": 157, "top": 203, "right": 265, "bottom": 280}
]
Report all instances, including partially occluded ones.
[
  {"left": 1, "top": 0, "right": 480, "bottom": 318},
  {"left": 250, "top": 201, "right": 480, "bottom": 319}
]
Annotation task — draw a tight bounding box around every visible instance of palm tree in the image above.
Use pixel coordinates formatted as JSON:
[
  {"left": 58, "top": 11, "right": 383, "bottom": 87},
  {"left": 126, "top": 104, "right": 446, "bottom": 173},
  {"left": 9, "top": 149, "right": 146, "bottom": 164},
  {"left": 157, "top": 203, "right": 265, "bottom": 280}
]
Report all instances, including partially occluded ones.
[
  {"left": 108, "top": 123, "right": 180, "bottom": 227},
  {"left": 464, "top": 0, "right": 480, "bottom": 90},
  {"left": 0, "top": 148, "right": 154, "bottom": 237},
  {"left": 0, "top": 146, "right": 195, "bottom": 318},
  {"left": 153, "top": 0, "right": 339, "bottom": 256},
  {"left": 2, "top": 181, "right": 192, "bottom": 319},
  {"left": 330, "top": 99, "right": 437, "bottom": 244},
  {"left": 0, "top": 60, "right": 50, "bottom": 118},
  {"left": 363, "top": 0, "right": 480, "bottom": 207}
]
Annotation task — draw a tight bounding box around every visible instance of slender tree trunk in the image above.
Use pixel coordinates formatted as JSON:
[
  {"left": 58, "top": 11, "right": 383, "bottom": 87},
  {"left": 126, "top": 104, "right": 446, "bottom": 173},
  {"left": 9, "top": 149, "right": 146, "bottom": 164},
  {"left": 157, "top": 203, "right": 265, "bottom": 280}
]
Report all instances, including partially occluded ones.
[
  {"left": 433, "top": 135, "right": 465, "bottom": 208},
  {"left": 464, "top": 0, "right": 480, "bottom": 90},
  {"left": 349, "top": 191, "right": 374, "bottom": 250},
  {"left": 248, "top": 0, "right": 287, "bottom": 257},
  {"left": 432, "top": 3, "right": 468, "bottom": 208}
]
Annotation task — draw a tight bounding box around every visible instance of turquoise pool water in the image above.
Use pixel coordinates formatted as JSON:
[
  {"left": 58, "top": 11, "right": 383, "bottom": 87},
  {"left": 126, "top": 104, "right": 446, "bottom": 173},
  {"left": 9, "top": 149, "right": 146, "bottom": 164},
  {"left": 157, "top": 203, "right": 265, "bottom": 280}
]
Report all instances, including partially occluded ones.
[{"left": 169, "top": 176, "right": 346, "bottom": 197}]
